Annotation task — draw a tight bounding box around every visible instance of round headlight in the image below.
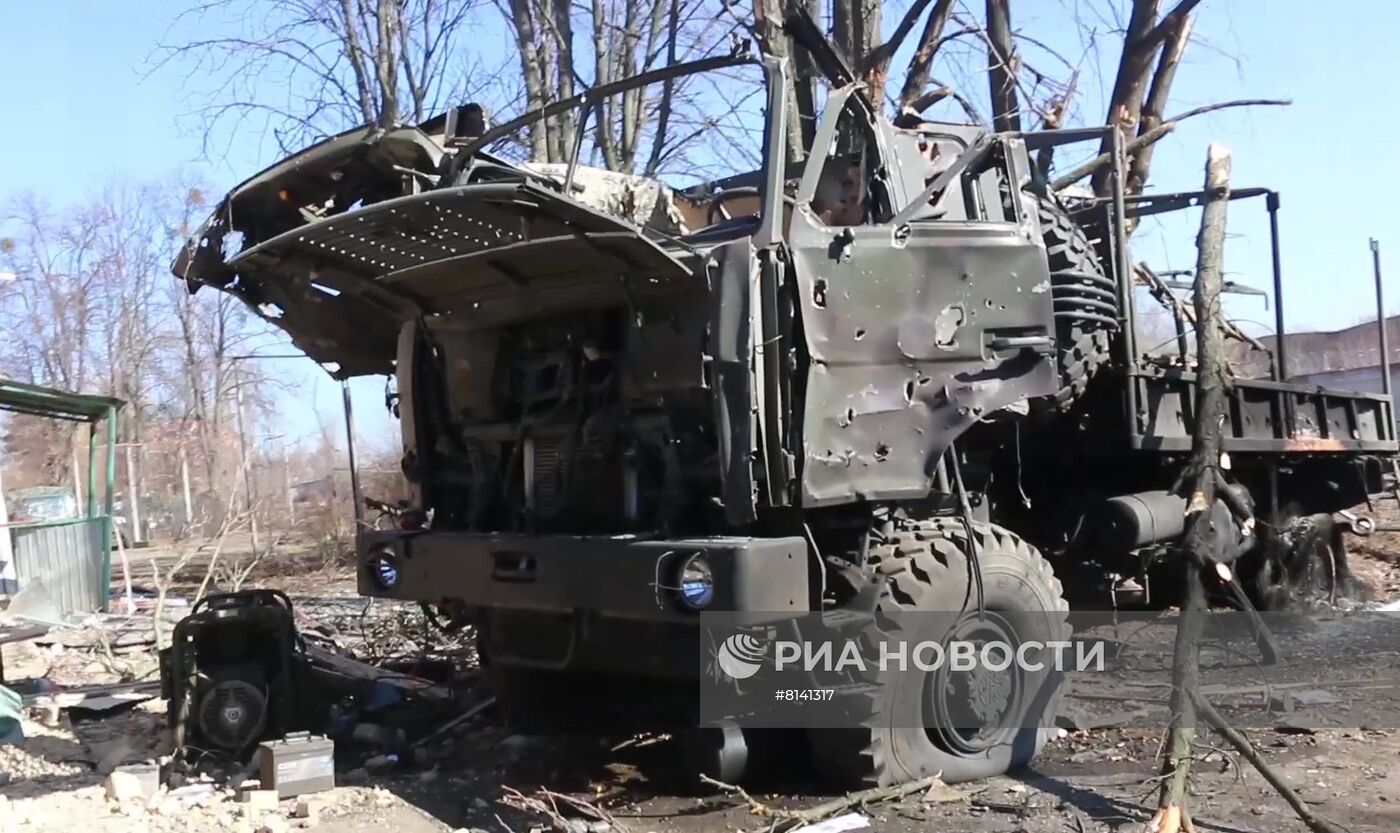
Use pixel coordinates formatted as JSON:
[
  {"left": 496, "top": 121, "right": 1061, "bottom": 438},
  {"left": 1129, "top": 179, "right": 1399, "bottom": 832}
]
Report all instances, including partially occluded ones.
[
  {"left": 678, "top": 553, "right": 714, "bottom": 609},
  {"left": 368, "top": 548, "right": 401, "bottom": 590}
]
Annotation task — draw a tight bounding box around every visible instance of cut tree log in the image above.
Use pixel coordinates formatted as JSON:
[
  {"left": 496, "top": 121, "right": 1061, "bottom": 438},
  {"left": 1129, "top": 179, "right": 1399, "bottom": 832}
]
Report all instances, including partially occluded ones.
[
  {"left": 1142, "top": 142, "right": 1347, "bottom": 833},
  {"left": 1143, "top": 141, "right": 1233, "bottom": 833}
]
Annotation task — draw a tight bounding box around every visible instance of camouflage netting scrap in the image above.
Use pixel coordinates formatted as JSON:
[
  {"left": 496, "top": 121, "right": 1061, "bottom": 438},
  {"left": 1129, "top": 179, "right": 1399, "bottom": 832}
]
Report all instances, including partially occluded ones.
[{"left": 521, "top": 163, "right": 687, "bottom": 235}]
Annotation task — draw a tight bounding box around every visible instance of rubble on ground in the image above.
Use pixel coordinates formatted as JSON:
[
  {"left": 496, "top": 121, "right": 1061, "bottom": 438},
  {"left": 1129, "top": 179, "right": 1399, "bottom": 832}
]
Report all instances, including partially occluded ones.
[{"left": 1, "top": 530, "right": 1398, "bottom": 833}]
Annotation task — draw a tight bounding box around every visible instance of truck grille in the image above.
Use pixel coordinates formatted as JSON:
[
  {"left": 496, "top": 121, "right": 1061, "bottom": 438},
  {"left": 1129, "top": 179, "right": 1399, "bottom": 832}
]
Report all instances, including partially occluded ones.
[
  {"left": 524, "top": 432, "right": 623, "bottom": 530},
  {"left": 528, "top": 436, "right": 565, "bottom": 517}
]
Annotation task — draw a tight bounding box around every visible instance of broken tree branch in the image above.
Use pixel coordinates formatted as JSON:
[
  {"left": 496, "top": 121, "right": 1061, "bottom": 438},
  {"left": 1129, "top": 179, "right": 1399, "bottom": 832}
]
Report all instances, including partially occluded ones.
[
  {"left": 1142, "top": 0, "right": 1206, "bottom": 53},
  {"left": 1050, "top": 99, "right": 1290, "bottom": 191},
  {"left": 1129, "top": 11, "right": 1194, "bottom": 199},
  {"left": 1135, "top": 263, "right": 1268, "bottom": 353},
  {"left": 701, "top": 773, "right": 943, "bottom": 830},
  {"left": 1090, "top": 0, "right": 1162, "bottom": 195},
  {"left": 862, "top": 0, "right": 938, "bottom": 79},
  {"left": 1146, "top": 142, "right": 1232, "bottom": 833},
  {"left": 896, "top": 0, "right": 955, "bottom": 111},
  {"left": 1191, "top": 695, "right": 1348, "bottom": 833}
]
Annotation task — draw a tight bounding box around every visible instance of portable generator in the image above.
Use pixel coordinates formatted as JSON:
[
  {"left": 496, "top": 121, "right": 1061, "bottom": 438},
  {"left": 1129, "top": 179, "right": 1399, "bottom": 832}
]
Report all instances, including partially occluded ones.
[{"left": 161, "top": 590, "right": 301, "bottom": 761}]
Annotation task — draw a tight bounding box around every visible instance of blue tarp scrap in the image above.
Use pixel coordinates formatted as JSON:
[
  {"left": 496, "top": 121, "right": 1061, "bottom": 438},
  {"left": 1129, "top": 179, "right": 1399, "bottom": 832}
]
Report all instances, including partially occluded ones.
[{"left": 0, "top": 684, "right": 22, "bottom": 745}]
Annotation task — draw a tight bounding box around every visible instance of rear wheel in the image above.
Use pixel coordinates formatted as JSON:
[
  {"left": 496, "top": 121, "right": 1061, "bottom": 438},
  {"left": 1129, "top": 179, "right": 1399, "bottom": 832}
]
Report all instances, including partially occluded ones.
[
  {"left": 1038, "top": 201, "right": 1116, "bottom": 409},
  {"left": 807, "top": 519, "right": 1070, "bottom": 787},
  {"left": 1242, "top": 506, "right": 1353, "bottom": 609}
]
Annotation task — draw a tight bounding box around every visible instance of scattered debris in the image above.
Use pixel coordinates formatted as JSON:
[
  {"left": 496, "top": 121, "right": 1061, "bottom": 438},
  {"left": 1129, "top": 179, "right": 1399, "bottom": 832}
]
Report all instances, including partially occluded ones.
[
  {"left": 0, "top": 623, "right": 50, "bottom": 683},
  {"left": 1270, "top": 689, "right": 1343, "bottom": 713},
  {"left": 294, "top": 796, "right": 322, "bottom": 822},
  {"left": 790, "top": 811, "right": 869, "bottom": 833},
  {"left": 27, "top": 680, "right": 161, "bottom": 712},
  {"left": 700, "top": 773, "right": 945, "bottom": 832},
  {"left": 920, "top": 777, "right": 970, "bottom": 804},
  {"left": 168, "top": 782, "right": 219, "bottom": 805},
  {"left": 500, "top": 786, "right": 624, "bottom": 833},
  {"left": 242, "top": 788, "right": 282, "bottom": 812},
  {"left": 106, "top": 763, "right": 160, "bottom": 803}
]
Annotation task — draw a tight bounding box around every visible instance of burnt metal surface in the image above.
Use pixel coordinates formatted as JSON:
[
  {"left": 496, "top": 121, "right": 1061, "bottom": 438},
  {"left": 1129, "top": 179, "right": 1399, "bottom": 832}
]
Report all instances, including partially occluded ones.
[
  {"left": 184, "top": 180, "right": 698, "bottom": 376},
  {"left": 790, "top": 209, "right": 1056, "bottom": 505},
  {"left": 709, "top": 240, "right": 760, "bottom": 525},
  {"left": 786, "top": 98, "right": 1056, "bottom": 505}
]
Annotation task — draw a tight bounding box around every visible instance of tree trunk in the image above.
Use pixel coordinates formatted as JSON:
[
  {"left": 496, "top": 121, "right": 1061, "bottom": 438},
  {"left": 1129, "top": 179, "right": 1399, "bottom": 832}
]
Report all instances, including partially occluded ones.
[
  {"left": 1149, "top": 142, "right": 1231, "bottom": 833},
  {"left": 985, "top": 0, "right": 1020, "bottom": 132},
  {"left": 755, "top": 0, "right": 807, "bottom": 165},
  {"left": 509, "top": 0, "right": 551, "bottom": 161},
  {"left": 1090, "top": 0, "right": 1160, "bottom": 195},
  {"left": 897, "top": 0, "right": 955, "bottom": 111},
  {"left": 1128, "top": 13, "right": 1193, "bottom": 199}
]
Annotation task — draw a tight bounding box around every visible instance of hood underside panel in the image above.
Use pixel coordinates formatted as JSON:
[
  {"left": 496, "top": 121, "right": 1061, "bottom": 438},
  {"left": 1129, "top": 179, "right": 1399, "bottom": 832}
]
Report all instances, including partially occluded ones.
[{"left": 180, "top": 179, "right": 697, "bottom": 377}]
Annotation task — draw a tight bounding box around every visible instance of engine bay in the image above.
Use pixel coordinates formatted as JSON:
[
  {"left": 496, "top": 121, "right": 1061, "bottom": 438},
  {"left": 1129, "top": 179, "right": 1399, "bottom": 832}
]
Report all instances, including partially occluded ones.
[{"left": 407, "top": 297, "right": 727, "bottom": 536}]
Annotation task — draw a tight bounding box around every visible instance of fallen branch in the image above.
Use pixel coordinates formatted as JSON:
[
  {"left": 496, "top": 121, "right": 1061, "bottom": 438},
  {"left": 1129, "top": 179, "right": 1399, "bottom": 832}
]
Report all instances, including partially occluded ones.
[
  {"left": 1135, "top": 263, "right": 1269, "bottom": 353},
  {"left": 701, "top": 773, "right": 943, "bottom": 830},
  {"left": 408, "top": 695, "right": 496, "bottom": 750},
  {"left": 1051, "top": 99, "right": 1290, "bottom": 191},
  {"left": 500, "top": 786, "right": 626, "bottom": 833},
  {"left": 1192, "top": 695, "right": 1348, "bottom": 833}
]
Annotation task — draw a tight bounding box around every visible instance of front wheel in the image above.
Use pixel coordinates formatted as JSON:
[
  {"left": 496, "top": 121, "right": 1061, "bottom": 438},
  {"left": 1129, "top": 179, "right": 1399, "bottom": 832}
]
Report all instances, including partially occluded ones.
[{"left": 807, "top": 519, "right": 1070, "bottom": 787}]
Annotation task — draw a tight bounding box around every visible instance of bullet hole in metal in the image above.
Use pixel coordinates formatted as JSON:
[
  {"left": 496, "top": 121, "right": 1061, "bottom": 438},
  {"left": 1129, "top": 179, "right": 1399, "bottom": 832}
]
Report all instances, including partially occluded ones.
[
  {"left": 854, "top": 328, "right": 866, "bottom": 341},
  {"left": 904, "top": 379, "right": 915, "bottom": 403},
  {"left": 813, "top": 278, "right": 828, "bottom": 308},
  {"left": 874, "top": 443, "right": 890, "bottom": 461}
]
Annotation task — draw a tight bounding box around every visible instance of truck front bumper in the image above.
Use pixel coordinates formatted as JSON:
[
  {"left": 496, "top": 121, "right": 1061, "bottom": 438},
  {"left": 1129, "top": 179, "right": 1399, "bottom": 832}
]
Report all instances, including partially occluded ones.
[{"left": 356, "top": 531, "right": 809, "bottom": 676}]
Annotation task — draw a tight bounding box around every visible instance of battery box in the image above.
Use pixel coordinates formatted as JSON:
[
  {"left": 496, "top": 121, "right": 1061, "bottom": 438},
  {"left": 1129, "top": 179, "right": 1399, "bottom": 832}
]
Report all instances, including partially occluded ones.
[{"left": 256, "top": 732, "right": 335, "bottom": 798}]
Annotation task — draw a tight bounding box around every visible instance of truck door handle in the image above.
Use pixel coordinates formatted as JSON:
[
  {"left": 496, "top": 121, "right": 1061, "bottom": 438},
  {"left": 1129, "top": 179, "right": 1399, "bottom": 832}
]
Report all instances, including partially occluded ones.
[
  {"left": 492, "top": 552, "right": 539, "bottom": 582},
  {"left": 988, "top": 335, "right": 1054, "bottom": 352}
]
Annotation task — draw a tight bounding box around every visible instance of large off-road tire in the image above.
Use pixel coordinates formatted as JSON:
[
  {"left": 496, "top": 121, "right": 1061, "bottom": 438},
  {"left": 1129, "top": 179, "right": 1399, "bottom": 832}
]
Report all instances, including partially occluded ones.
[
  {"left": 807, "top": 519, "right": 1070, "bottom": 787},
  {"left": 1038, "top": 200, "right": 1116, "bottom": 408}
]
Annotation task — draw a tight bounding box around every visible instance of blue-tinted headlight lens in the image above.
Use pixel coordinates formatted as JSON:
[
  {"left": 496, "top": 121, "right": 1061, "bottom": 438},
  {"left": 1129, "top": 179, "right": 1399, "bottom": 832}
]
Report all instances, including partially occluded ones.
[
  {"left": 678, "top": 554, "right": 714, "bottom": 609},
  {"left": 369, "top": 550, "right": 400, "bottom": 589}
]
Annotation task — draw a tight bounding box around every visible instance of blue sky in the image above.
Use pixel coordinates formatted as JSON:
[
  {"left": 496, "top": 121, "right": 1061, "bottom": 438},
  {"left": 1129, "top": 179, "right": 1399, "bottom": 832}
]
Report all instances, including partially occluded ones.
[{"left": 2, "top": 1, "right": 1398, "bottom": 449}]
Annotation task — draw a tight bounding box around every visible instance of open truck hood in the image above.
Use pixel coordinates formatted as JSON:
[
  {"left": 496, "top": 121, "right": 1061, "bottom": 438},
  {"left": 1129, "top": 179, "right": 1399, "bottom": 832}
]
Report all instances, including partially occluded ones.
[{"left": 174, "top": 127, "right": 697, "bottom": 377}]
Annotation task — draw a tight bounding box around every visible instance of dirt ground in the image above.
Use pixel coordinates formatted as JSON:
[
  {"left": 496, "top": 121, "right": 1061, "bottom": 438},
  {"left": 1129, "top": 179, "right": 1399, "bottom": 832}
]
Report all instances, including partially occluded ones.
[{"left": 3, "top": 512, "right": 1399, "bottom": 833}]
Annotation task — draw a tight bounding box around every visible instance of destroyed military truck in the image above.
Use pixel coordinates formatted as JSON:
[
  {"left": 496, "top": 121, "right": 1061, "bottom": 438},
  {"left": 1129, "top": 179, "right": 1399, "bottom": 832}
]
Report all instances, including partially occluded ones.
[{"left": 173, "top": 50, "right": 1398, "bottom": 787}]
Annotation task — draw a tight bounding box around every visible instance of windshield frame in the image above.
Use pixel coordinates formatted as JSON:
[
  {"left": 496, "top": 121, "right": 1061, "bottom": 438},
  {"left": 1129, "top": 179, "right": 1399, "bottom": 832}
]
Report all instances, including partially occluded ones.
[{"left": 459, "top": 55, "right": 790, "bottom": 242}]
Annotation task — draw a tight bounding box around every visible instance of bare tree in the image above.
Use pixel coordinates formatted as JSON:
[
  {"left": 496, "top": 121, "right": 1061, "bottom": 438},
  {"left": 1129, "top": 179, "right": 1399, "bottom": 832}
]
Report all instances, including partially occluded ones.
[
  {"left": 745, "top": 0, "right": 1280, "bottom": 227},
  {"left": 0, "top": 176, "right": 281, "bottom": 517},
  {"left": 496, "top": 0, "right": 749, "bottom": 176},
  {"left": 156, "top": 0, "right": 492, "bottom": 155}
]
